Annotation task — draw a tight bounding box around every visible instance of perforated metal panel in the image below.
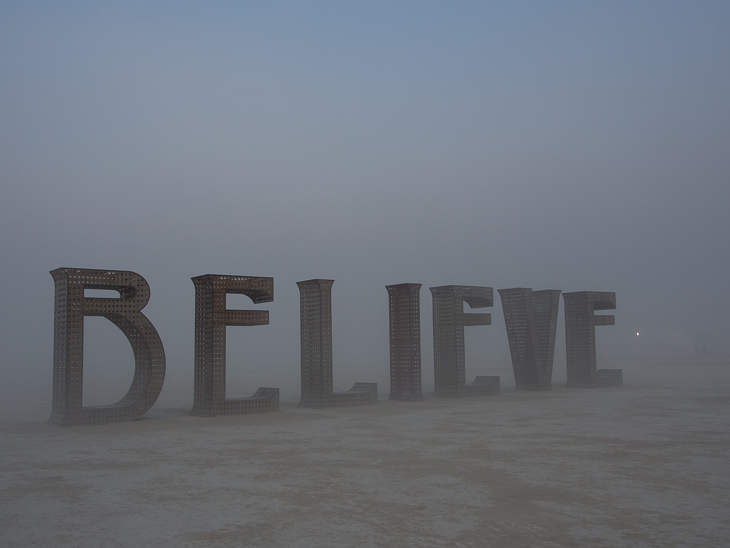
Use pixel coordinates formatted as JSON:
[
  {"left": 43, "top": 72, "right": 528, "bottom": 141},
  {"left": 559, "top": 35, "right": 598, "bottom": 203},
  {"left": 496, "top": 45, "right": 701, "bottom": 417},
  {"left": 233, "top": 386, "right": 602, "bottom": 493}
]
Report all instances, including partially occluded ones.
[
  {"left": 499, "top": 288, "right": 561, "bottom": 391},
  {"left": 49, "top": 268, "right": 166, "bottom": 426},
  {"left": 386, "top": 283, "right": 422, "bottom": 400},
  {"left": 430, "top": 285, "right": 500, "bottom": 397},
  {"left": 297, "top": 279, "right": 377, "bottom": 408},
  {"left": 563, "top": 291, "right": 621, "bottom": 388},
  {"left": 190, "top": 274, "right": 279, "bottom": 417}
]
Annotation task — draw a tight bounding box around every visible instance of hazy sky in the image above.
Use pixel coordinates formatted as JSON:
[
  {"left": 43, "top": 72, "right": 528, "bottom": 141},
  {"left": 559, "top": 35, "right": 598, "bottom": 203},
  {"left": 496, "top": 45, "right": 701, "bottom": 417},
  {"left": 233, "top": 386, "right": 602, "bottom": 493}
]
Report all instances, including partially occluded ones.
[{"left": 1, "top": 2, "right": 728, "bottom": 409}]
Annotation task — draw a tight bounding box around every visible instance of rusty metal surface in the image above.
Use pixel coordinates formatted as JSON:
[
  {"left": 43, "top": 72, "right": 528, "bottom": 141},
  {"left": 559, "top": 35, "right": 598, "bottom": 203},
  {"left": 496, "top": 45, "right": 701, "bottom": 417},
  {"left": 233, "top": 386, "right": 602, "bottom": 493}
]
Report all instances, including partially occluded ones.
[
  {"left": 190, "top": 274, "right": 279, "bottom": 417},
  {"left": 297, "top": 279, "right": 377, "bottom": 408},
  {"left": 430, "top": 285, "right": 499, "bottom": 397},
  {"left": 386, "top": 283, "right": 422, "bottom": 400},
  {"left": 49, "top": 268, "right": 166, "bottom": 426},
  {"left": 499, "top": 288, "right": 561, "bottom": 391},
  {"left": 563, "top": 291, "right": 620, "bottom": 388}
]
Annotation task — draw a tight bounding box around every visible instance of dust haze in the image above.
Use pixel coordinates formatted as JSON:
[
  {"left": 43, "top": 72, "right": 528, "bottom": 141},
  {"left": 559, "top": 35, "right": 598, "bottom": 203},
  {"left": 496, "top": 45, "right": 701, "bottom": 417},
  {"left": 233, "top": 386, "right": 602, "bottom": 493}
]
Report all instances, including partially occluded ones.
[{"left": 1, "top": 2, "right": 729, "bottom": 546}]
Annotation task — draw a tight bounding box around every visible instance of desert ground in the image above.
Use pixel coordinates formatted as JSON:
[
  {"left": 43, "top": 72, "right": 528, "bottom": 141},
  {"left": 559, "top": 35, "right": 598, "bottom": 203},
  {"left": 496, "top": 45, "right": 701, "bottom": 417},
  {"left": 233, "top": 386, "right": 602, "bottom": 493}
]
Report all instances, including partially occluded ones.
[{"left": 1, "top": 358, "right": 729, "bottom": 547}]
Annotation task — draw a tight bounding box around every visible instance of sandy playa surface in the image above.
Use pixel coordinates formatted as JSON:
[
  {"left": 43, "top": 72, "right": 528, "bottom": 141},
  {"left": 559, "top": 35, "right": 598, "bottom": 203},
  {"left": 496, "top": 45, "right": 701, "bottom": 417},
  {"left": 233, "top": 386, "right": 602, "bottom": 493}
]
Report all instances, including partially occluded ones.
[{"left": 1, "top": 359, "right": 729, "bottom": 547}]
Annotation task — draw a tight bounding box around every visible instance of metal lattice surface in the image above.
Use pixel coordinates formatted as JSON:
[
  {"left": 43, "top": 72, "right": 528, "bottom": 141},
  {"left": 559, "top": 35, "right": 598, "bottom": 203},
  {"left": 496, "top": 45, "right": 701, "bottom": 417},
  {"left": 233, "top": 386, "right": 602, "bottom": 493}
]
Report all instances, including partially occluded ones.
[
  {"left": 297, "top": 279, "right": 377, "bottom": 408},
  {"left": 430, "top": 285, "right": 500, "bottom": 397},
  {"left": 386, "top": 283, "right": 422, "bottom": 400},
  {"left": 563, "top": 291, "right": 621, "bottom": 388},
  {"left": 49, "top": 268, "right": 166, "bottom": 426},
  {"left": 499, "top": 288, "right": 561, "bottom": 391},
  {"left": 190, "top": 274, "right": 279, "bottom": 417}
]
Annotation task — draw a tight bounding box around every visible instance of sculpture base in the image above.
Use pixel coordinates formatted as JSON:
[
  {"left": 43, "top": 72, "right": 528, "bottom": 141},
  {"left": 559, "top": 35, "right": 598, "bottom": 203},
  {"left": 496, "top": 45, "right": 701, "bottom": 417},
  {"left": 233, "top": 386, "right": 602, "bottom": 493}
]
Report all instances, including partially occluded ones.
[
  {"left": 300, "top": 382, "right": 378, "bottom": 408},
  {"left": 389, "top": 391, "right": 424, "bottom": 401},
  {"left": 190, "top": 387, "right": 279, "bottom": 417},
  {"left": 433, "top": 376, "right": 501, "bottom": 397},
  {"left": 515, "top": 381, "right": 552, "bottom": 391}
]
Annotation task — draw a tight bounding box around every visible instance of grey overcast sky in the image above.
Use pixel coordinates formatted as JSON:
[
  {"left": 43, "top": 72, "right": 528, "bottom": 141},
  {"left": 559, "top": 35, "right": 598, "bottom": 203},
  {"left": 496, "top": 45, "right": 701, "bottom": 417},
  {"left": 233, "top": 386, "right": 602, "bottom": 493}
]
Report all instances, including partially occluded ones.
[{"left": 1, "top": 2, "right": 729, "bottom": 408}]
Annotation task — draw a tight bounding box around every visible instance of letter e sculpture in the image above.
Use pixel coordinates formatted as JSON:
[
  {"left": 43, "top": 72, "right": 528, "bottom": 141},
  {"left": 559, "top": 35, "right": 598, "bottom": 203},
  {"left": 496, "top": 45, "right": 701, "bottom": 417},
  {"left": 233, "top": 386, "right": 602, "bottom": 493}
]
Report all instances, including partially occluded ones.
[
  {"left": 563, "top": 291, "right": 622, "bottom": 388},
  {"left": 430, "top": 285, "right": 500, "bottom": 397},
  {"left": 190, "top": 275, "right": 279, "bottom": 417}
]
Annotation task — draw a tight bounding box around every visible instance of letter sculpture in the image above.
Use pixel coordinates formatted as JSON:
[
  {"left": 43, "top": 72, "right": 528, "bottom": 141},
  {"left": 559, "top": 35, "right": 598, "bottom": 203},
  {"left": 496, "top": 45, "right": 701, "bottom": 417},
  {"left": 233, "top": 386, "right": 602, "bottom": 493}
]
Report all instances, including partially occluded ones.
[
  {"left": 49, "top": 268, "right": 166, "bottom": 426},
  {"left": 297, "top": 279, "right": 377, "bottom": 407},
  {"left": 190, "top": 274, "right": 279, "bottom": 417},
  {"left": 499, "top": 288, "right": 561, "bottom": 391},
  {"left": 430, "top": 285, "right": 500, "bottom": 397},
  {"left": 386, "top": 283, "right": 422, "bottom": 400},
  {"left": 563, "top": 291, "right": 622, "bottom": 388}
]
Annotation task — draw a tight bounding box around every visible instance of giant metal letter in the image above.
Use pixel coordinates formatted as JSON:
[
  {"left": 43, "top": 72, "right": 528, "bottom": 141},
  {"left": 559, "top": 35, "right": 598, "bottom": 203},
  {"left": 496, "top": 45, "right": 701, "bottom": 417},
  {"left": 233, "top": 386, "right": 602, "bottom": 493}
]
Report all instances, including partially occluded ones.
[
  {"left": 297, "top": 279, "right": 377, "bottom": 408},
  {"left": 563, "top": 291, "right": 621, "bottom": 388},
  {"left": 190, "top": 274, "right": 279, "bottom": 417},
  {"left": 49, "top": 268, "right": 166, "bottom": 426},
  {"left": 386, "top": 283, "right": 422, "bottom": 400},
  {"left": 430, "top": 285, "right": 500, "bottom": 397},
  {"left": 499, "top": 288, "right": 561, "bottom": 391}
]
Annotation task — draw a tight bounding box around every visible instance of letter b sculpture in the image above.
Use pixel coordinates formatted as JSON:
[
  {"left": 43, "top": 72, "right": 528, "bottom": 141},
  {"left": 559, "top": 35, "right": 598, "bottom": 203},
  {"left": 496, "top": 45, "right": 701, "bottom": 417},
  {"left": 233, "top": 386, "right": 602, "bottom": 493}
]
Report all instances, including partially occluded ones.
[{"left": 49, "top": 268, "right": 166, "bottom": 426}]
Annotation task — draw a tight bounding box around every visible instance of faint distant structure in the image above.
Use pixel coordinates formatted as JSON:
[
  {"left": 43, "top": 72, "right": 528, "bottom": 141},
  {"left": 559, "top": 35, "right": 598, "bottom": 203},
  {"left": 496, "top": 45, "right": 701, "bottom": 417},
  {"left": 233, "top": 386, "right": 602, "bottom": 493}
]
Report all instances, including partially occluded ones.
[
  {"left": 563, "top": 291, "right": 622, "bottom": 388},
  {"left": 430, "top": 285, "right": 500, "bottom": 397},
  {"left": 696, "top": 333, "right": 714, "bottom": 356},
  {"left": 49, "top": 268, "right": 166, "bottom": 426},
  {"left": 297, "top": 279, "right": 377, "bottom": 407},
  {"left": 386, "top": 283, "right": 422, "bottom": 400},
  {"left": 190, "top": 274, "right": 279, "bottom": 417},
  {"left": 499, "top": 288, "right": 561, "bottom": 391}
]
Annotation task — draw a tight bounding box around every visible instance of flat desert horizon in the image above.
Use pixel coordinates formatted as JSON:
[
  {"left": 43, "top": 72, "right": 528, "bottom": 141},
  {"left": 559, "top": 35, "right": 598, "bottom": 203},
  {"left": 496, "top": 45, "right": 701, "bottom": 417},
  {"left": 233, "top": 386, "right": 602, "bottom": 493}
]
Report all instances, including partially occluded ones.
[{"left": 1, "top": 356, "right": 729, "bottom": 547}]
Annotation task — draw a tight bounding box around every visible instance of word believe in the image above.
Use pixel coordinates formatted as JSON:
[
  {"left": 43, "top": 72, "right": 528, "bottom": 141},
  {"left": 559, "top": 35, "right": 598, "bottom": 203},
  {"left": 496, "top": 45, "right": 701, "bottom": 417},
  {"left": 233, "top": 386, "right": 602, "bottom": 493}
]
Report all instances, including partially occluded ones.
[{"left": 49, "top": 268, "right": 620, "bottom": 426}]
